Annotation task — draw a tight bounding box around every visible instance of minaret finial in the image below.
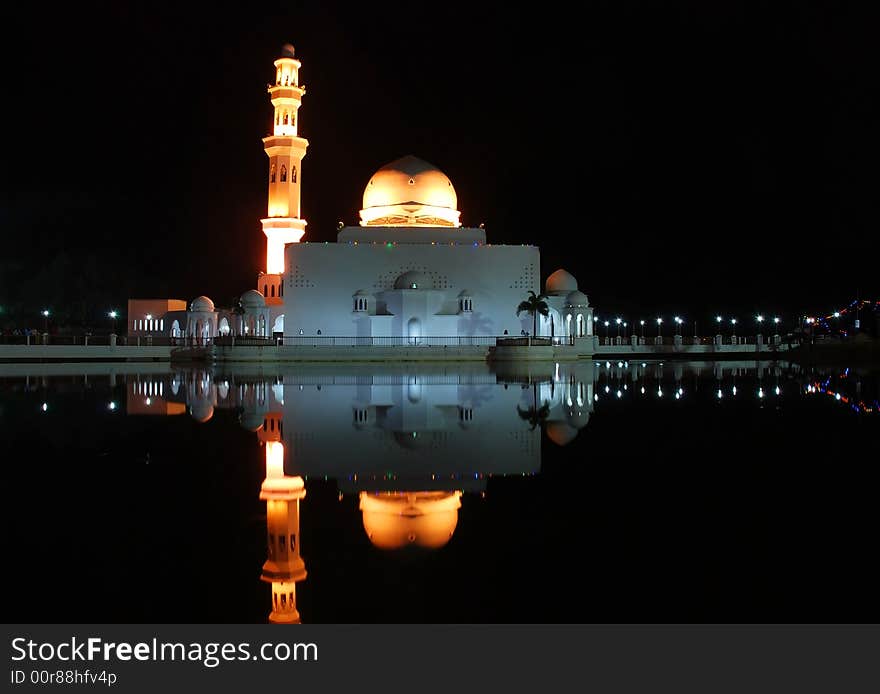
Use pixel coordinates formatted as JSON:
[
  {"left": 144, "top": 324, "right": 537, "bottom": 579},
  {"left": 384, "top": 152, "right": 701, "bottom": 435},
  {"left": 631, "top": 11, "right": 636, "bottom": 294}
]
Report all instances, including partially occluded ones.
[{"left": 280, "top": 43, "right": 295, "bottom": 58}]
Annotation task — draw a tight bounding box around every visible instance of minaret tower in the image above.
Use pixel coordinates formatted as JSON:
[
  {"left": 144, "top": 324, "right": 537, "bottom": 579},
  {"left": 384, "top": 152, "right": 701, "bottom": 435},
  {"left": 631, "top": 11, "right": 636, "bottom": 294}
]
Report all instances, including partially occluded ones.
[{"left": 258, "top": 43, "right": 308, "bottom": 306}]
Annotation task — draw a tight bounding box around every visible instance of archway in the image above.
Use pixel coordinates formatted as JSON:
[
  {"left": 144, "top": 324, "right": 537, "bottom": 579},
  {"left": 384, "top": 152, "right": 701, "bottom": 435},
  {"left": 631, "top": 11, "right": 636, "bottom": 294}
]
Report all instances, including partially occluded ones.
[
  {"left": 218, "top": 317, "right": 230, "bottom": 336},
  {"left": 171, "top": 320, "right": 181, "bottom": 338},
  {"left": 272, "top": 314, "right": 284, "bottom": 335},
  {"left": 576, "top": 314, "right": 585, "bottom": 337},
  {"left": 407, "top": 317, "right": 422, "bottom": 345}
]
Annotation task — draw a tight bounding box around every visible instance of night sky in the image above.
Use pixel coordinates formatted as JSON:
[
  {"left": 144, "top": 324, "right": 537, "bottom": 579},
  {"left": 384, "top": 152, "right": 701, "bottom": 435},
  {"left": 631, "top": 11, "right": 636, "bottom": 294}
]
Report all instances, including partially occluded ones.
[{"left": 1, "top": 2, "right": 877, "bottom": 328}]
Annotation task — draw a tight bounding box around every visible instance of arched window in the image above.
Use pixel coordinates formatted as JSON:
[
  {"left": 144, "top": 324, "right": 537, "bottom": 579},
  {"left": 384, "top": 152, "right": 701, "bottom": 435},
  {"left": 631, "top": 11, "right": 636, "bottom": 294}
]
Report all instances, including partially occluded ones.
[
  {"left": 263, "top": 284, "right": 268, "bottom": 295},
  {"left": 270, "top": 285, "right": 275, "bottom": 297},
  {"left": 270, "top": 165, "right": 276, "bottom": 183},
  {"left": 291, "top": 166, "right": 297, "bottom": 183},
  {"left": 280, "top": 165, "right": 287, "bottom": 182},
  {"left": 283, "top": 112, "right": 289, "bottom": 125}
]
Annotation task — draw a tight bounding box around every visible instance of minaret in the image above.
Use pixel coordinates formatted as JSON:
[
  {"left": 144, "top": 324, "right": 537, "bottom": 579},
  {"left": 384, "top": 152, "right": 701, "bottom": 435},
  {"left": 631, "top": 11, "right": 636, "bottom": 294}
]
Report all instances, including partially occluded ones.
[
  {"left": 258, "top": 43, "right": 308, "bottom": 305},
  {"left": 260, "top": 440, "right": 307, "bottom": 624}
]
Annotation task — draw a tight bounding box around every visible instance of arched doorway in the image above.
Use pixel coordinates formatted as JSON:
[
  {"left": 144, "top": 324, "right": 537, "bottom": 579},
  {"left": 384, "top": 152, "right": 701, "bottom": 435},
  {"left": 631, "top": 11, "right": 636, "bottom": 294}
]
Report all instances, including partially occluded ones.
[
  {"left": 272, "top": 314, "right": 284, "bottom": 335},
  {"left": 171, "top": 320, "right": 181, "bottom": 338},
  {"left": 218, "top": 317, "right": 230, "bottom": 336},
  {"left": 576, "top": 314, "right": 585, "bottom": 337},
  {"left": 407, "top": 317, "right": 422, "bottom": 345}
]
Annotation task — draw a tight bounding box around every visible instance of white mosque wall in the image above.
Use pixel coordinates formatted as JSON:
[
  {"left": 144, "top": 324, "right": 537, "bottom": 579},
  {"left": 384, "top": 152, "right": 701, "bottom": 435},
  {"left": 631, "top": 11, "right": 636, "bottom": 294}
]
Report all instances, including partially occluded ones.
[{"left": 283, "top": 242, "right": 540, "bottom": 338}]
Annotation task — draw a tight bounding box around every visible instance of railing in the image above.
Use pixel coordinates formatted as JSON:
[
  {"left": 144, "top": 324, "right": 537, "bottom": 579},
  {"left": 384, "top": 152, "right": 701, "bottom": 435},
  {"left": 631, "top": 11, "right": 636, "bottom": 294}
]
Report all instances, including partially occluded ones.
[
  {"left": 250, "top": 335, "right": 501, "bottom": 347},
  {"left": 496, "top": 337, "right": 555, "bottom": 347}
]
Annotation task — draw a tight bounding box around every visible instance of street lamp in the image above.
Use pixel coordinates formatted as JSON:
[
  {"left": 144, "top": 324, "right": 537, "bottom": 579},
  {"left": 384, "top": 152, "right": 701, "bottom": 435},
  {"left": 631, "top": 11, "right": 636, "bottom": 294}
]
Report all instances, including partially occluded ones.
[
  {"left": 756, "top": 314, "right": 764, "bottom": 339},
  {"left": 623, "top": 321, "right": 628, "bottom": 339},
  {"left": 109, "top": 310, "right": 118, "bottom": 334},
  {"left": 639, "top": 320, "right": 645, "bottom": 340},
  {"left": 41, "top": 309, "right": 50, "bottom": 334},
  {"left": 674, "top": 316, "right": 682, "bottom": 336},
  {"left": 615, "top": 317, "right": 622, "bottom": 339},
  {"left": 656, "top": 317, "right": 663, "bottom": 338},
  {"left": 604, "top": 320, "right": 610, "bottom": 342}
]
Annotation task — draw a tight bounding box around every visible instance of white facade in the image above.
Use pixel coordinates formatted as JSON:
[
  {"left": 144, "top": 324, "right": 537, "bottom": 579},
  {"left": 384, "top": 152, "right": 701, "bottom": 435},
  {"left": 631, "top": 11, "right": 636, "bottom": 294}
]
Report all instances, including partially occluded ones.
[{"left": 281, "top": 229, "right": 540, "bottom": 340}]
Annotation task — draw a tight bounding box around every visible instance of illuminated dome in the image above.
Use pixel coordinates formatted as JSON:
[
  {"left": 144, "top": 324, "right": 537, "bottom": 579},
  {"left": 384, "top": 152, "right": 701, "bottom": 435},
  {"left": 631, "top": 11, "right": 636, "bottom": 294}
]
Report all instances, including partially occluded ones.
[
  {"left": 394, "top": 270, "right": 431, "bottom": 290},
  {"left": 360, "top": 491, "right": 462, "bottom": 550},
  {"left": 239, "top": 289, "right": 266, "bottom": 309},
  {"left": 565, "top": 290, "right": 589, "bottom": 307},
  {"left": 545, "top": 269, "right": 578, "bottom": 295},
  {"left": 190, "top": 295, "right": 215, "bottom": 312},
  {"left": 360, "top": 155, "right": 461, "bottom": 227}
]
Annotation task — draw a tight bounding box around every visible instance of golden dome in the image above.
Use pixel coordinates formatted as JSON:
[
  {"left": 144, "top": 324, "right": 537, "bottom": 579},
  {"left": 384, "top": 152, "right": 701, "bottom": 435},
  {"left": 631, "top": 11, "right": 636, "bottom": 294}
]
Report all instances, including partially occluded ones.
[
  {"left": 360, "top": 156, "right": 461, "bottom": 227},
  {"left": 360, "top": 491, "right": 462, "bottom": 550}
]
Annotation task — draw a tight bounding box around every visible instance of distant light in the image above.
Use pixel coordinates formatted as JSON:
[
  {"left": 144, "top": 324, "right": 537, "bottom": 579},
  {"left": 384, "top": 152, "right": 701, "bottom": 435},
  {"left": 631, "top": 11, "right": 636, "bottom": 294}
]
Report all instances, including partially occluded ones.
[
  {"left": 775, "top": 386, "right": 781, "bottom": 395},
  {"left": 717, "top": 389, "right": 723, "bottom": 399},
  {"left": 108, "top": 402, "right": 117, "bottom": 411},
  {"left": 833, "top": 312, "right": 840, "bottom": 318},
  {"left": 731, "top": 318, "right": 737, "bottom": 325},
  {"left": 616, "top": 318, "right": 622, "bottom": 324},
  {"left": 675, "top": 392, "right": 680, "bottom": 400},
  {"left": 145, "top": 397, "right": 152, "bottom": 405},
  {"left": 109, "top": 310, "right": 118, "bottom": 319},
  {"left": 146, "top": 314, "right": 152, "bottom": 320},
  {"left": 758, "top": 388, "right": 764, "bottom": 398},
  {"left": 732, "top": 386, "right": 737, "bottom": 395},
  {"left": 716, "top": 316, "right": 722, "bottom": 323},
  {"left": 640, "top": 386, "right": 645, "bottom": 394},
  {"left": 835, "top": 393, "right": 841, "bottom": 400},
  {"left": 386, "top": 242, "right": 393, "bottom": 248},
  {"left": 616, "top": 390, "right": 622, "bottom": 398},
  {"left": 41, "top": 309, "right": 50, "bottom": 317},
  {"left": 640, "top": 320, "right": 645, "bottom": 326},
  {"left": 604, "top": 321, "right": 609, "bottom": 327},
  {"left": 605, "top": 385, "right": 610, "bottom": 393},
  {"left": 657, "top": 388, "right": 663, "bottom": 397},
  {"left": 617, "top": 361, "right": 623, "bottom": 367},
  {"left": 657, "top": 318, "right": 662, "bottom": 324},
  {"left": 773, "top": 317, "right": 780, "bottom": 324},
  {"left": 41, "top": 402, "right": 48, "bottom": 412},
  {"left": 756, "top": 315, "right": 764, "bottom": 322}
]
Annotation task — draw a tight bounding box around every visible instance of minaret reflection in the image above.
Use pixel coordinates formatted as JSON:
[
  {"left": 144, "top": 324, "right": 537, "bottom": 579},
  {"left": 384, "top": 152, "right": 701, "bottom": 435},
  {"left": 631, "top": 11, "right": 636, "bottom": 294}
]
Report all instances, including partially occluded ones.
[{"left": 260, "top": 439, "right": 306, "bottom": 624}]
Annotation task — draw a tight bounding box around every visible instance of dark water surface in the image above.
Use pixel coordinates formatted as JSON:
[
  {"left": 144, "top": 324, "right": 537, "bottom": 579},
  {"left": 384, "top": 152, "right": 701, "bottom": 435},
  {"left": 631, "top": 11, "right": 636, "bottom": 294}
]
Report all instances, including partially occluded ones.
[{"left": 2, "top": 359, "right": 877, "bottom": 623}]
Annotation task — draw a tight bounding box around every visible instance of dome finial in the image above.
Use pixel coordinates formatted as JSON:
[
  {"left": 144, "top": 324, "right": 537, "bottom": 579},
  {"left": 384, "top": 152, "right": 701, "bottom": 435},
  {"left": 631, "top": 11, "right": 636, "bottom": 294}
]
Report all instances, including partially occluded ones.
[{"left": 280, "top": 43, "right": 296, "bottom": 58}]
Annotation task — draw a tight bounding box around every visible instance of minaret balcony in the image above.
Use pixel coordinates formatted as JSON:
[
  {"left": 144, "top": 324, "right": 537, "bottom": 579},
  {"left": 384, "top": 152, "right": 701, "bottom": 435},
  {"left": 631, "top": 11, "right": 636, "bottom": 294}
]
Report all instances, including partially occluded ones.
[{"left": 268, "top": 84, "right": 305, "bottom": 99}]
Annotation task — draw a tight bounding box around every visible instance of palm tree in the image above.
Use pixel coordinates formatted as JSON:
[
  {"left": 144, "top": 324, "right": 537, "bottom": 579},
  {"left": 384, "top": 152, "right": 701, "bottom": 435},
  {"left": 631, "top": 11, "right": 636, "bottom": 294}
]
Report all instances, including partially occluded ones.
[{"left": 516, "top": 291, "right": 550, "bottom": 337}]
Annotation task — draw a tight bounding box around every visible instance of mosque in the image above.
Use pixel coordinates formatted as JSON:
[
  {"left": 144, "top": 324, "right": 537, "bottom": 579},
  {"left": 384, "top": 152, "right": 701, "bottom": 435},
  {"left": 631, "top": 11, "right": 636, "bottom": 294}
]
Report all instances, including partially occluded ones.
[{"left": 127, "top": 45, "right": 593, "bottom": 351}]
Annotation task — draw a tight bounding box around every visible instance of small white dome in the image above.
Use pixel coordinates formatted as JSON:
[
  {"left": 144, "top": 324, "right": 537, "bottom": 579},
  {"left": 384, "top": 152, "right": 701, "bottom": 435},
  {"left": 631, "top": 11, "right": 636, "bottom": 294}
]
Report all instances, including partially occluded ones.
[
  {"left": 190, "top": 295, "right": 215, "bottom": 312},
  {"left": 458, "top": 289, "right": 473, "bottom": 297},
  {"left": 545, "top": 269, "right": 578, "bottom": 294},
  {"left": 239, "top": 289, "right": 266, "bottom": 309},
  {"left": 353, "top": 289, "right": 373, "bottom": 296},
  {"left": 565, "top": 290, "right": 589, "bottom": 307},
  {"left": 394, "top": 270, "right": 431, "bottom": 290}
]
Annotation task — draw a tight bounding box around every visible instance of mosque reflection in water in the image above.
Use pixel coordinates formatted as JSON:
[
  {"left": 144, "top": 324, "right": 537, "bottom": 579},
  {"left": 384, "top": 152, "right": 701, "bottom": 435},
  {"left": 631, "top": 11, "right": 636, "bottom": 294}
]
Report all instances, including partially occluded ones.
[{"left": 121, "top": 359, "right": 862, "bottom": 623}]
